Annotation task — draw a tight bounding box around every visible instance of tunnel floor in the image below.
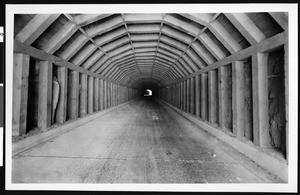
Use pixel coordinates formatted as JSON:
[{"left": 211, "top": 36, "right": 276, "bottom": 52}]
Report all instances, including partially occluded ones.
[{"left": 12, "top": 98, "right": 283, "bottom": 183}]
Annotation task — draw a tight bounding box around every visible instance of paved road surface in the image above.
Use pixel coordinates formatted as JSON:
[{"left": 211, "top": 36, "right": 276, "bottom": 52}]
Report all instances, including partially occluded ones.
[{"left": 12, "top": 98, "right": 283, "bottom": 183}]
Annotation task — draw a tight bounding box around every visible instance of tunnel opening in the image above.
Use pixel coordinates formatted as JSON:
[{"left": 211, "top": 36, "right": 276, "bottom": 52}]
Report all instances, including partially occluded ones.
[{"left": 144, "top": 89, "right": 152, "bottom": 96}]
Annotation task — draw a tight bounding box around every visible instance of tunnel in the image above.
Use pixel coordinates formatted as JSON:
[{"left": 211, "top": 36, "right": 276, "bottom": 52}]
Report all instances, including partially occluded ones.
[{"left": 9, "top": 11, "right": 290, "bottom": 185}]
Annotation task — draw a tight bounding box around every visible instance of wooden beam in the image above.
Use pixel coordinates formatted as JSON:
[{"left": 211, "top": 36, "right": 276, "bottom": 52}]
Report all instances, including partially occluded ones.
[
  {"left": 208, "top": 70, "right": 218, "bottom": 124},
  {"left": 178, "top": 59, "right": 193, "bottom": 74},
  {"left": 113, "top": 83, "right": 116, "bottom": 106},
  {"left": 218, "top": 67, "right": 226, "bottom": 129},
  {"left": 111, "top": 83, "right": 114, "bottom": 107},
  {"left": 160, "top": 35, "right": 187, "bottom": 52},
  {"left": 95, "top": 28, "right": 127, "bottom": 46},
  {"left": 183, "top": 80, "right": 187, "bottom": 111},
  {"left": 15, "top": 14, "right": 60, "bottom": 45},
  {"left": 224, "top": 13, "right": 266, "bottom": 45},
  {"left": 67, "top": 70, "right": 79, "bottom": 120},
  {"left": 107, "top": 82, "right": 111, "bottom": 107},
  {"left": 201, "top": 73, "right": 208, "bottom": 120},
  {"left": 106, "top": 68, "right": 119, "bottom": 81},
  {"left": 190, "top": 77, "right": 195, "bottom": 115},
  {"left": 56, "top": 67, "right": 68, "bottom": 124},
  {"left": 88, "top": 76, "right": 94, "bottom": 114},
  {"left": 252, "top": 52, "right": 271, "bottom": 148},
  {"left": 268, "top": 12, "right": 288, "bottom": 32},
  {"left": 102, "top": 37, "right": 131, "bottom": 53},
  {"left": 99, "top": 79, "right": 104, "bottom": 110},
  {"left": 73, "top": 14, "right": 112, "bottom": 27},
  {"left": 86, "top": 17, "right": 124, "bottom": 37},
  {"left": 284, "top": 43, "right": 289, "bottom": 161},
  {"left": 60, "top": 36, "right": 89, "bottom": 61},
  {"left": 79, "top": 73, "right": 88, "bottom": 117},
  {"left": 101, "top": 61, "right": 116, "bottom": 76},
  {"left": 186, "top": 49, "right": 206, "bottom": 68},
  {"left": 71, "top": 44, "right": 98, "bottom": 66},
  {"left": 168, "top": 31, "right": 287, "bottom": 85},
  {"left": 81, "top": 50, "right": 104, "bottom": 69},
  {"left": 232, "top": 61, "right": 244, "bottom": 139},
  {"left": 42, "top": 22, "right": 78, "bottom": 54},
  {"left": 161, "top": 26, "right": 193, "bottom": 45},
  {"left": 209, "top": 21, "right": 243, "bottom": 54},
  {"left": 107, "top": 44, "right": 132, "bottom": 58},
  {"left": 182, "top": 54, "right": 199, "bottom": 72},
  {"left": 179, "top": 81, "right": 183, "bottom": 110},
  {"left": 198, "top": 33, "right": 226, "bottom": 60},
  {"left": 96, "top": 60, "right": 113, "bottom": 75},
  {"left": 89, "top": 55, "right": 109, "bottom": 72},
  {"left": 186, "top": 78, "right": 191, "bottom": 113},
  {"left": 181, "top": 13, "right": 241, "bottom": 54},
  {"left": 103, "top": 80, "right": 107, "bottom": 109},
  {"left": 191, "top": 41, "right": 216, "bottom": 64},
  {"left": 195, "top": 75, "right": 201, "bottom": 118},
  {"left": 12, "top": 53, "right": 30, "bottom": 136},
  {"left": 13, "top": 39, "right": 130, "bottom": 87},
  {"left": 37, "top": 60, "right": 53, "bottom": 130},
  {"left": 163, "top": 14, "right": 200, "bottom": 36}
]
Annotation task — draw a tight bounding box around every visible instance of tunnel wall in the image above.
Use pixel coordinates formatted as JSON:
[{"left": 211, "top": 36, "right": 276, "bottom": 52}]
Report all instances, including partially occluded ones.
[
  {"left": 157, "top": 45, "right": 288, "bottom": 160},
  {"left": 12, "top": 52, "right": 138, "bottom": 137}
]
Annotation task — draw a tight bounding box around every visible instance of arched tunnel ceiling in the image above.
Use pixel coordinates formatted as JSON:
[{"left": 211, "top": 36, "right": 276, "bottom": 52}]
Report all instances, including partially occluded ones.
[{"left": 14, "top": 12, "right": 285, "bottom": 89}]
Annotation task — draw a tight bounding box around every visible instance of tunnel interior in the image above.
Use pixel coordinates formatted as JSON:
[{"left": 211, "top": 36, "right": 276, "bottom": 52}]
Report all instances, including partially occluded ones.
[{"left": 11, "top": 12, "right": 289, "bottom": 181}]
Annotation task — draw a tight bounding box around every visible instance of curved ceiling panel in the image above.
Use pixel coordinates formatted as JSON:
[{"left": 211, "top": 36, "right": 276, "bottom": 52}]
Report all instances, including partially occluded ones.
[{"left": 14, "top": 12, "right": 285, "bottom": 89}]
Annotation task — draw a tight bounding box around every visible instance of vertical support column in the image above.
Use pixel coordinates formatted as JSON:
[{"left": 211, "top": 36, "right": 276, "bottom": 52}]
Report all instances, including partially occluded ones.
[
  {"left": 56, "top": 67, "right": 68, "bottom": 124},
  {"left": 232, "top": 61, "right": 244, "bottom": 138},
  {"left": 190, "top": 77, "right": 195, "bottom": 115},
  {"left": 68, "top": 70, "right": 79, "bottom": 120},
  {"left": 218, "top": 67, "right": 226, "bottom": 128},
  {"left": 12, "top": 53, "right": 30, "bottom": 136},
  {"left": 112, "top": 82, "right": 114, "bottom": 105},
  {"left": 99, "top": 79, "right": 104, "bottom": 110},
  {"left": 195, "top": 75, "right": 201, "bottom": 117},
  {"left": 111, "top": 83, "right": 114, "bottom": 106},
  {"left": 116, "top": 85, "right": 119, "bottom": 105},
  {"left": 252, "top": 52, "right": 270, "bottom": 148},
  {"left": 79, "top": 74, "right": 87, "bottom": 117},
  {"left": 201, "top": 73, "right": 208, "bottom": 120},
  {"left": 113, "top": 83, "right": 115, "bottom": 106},
  {"left": 103, "top": 80, "right": 107, "bottom": 109},
  {"left": 208, "top": 70, "right": 218, "bottom": 124},
  {"left": 284, "top": 43, "right": 289, "bottom": 160},
  {"left": 107, "top": 82, "right": 111, "bottom": 107},
  {"left": 113, "top": 83, "right": 116, "bottom": 106},
  {"left": 176, "top": 83, "right": 178, "bottom": 108},
  {"left": 121, "top": 86, "right": 123, "bottom": 103},
  {"left": 94, "top": 77, "right": 99, "bottom": 112},
  {"left": 37, "top": 60, "right": 53, "bottom": 130},
  {"left": 88, "top": 76, "right": 94, "bottom": 114},
  {"left": 187, "top": 79, "right": 191, "bottom": 113},
  {"left": 183, "top": 80, "right": 187, "bottom": 111},
  {"left": 180, "top": 81, "right": 184, "bottom": 110}
]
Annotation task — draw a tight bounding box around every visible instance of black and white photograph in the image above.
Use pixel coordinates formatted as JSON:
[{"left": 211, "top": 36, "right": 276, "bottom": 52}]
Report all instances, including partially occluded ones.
[{"left": 3, "top": 2, "right": 298, "bottom": 193}]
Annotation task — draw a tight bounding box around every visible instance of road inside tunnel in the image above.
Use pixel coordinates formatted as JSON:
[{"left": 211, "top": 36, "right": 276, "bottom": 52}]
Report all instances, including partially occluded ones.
[{"left": 12, "top": 98, "right": 283, "bottom": 183}]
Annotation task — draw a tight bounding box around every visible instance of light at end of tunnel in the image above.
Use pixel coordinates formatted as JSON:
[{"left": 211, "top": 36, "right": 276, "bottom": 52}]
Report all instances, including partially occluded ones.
[{"left": 144, "top": 89, "right": 152, "bottom": 96}]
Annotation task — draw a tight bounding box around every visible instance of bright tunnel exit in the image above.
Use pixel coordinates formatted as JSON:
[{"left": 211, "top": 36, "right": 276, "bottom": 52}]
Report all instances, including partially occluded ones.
[{"left": 144, "top": 89, "right": 152, "bottom": 96}]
